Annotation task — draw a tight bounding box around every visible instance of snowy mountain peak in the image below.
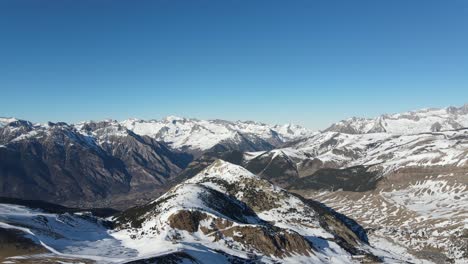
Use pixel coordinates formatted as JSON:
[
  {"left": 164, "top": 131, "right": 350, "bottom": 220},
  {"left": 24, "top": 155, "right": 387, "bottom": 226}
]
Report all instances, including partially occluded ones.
[
  {"left": 112, "top": 159, "right": 380, "bottom": 263},
  {"left": 325, "top": 104, "right": 468, "bottom": 135},
  {"left": 0, "top": 117, "right": 18, "bottom": 127},
  {"left": 188, "top": 159, "right": 260, "bottom": 184},
  {"left": 162, "top": 115, "right": 186, "bottom": 122}
]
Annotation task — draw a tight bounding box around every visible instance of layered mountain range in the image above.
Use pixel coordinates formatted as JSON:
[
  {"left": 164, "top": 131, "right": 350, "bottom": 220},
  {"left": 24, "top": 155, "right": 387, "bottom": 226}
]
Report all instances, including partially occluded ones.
[
  {"left": 0, "top": 117, "right": 309, "bottom": 208},
  {"left": 0, "top": 104, "right": 467, "bottom": 263},
  {"left": 235, "top": 105, "right": 468, "bottom": 263}
]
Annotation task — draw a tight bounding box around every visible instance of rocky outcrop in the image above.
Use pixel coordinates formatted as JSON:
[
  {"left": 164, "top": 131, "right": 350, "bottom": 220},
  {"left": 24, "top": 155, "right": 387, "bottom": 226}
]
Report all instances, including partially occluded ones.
[
  {"left": 0, "top": 228, "right": 48, "bottom": 260},
  {"left": 167, "top": 210, "right": 314, "bottom": 258}
]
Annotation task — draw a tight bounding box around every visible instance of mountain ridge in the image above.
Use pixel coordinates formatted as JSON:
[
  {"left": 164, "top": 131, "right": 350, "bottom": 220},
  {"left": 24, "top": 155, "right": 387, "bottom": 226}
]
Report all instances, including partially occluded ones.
[
  {"left": 0, "top": 116, "right": 309, "bottom": 208},
  {"left": 112, "top": 160, "right": 397, "bottom": 263},
  {"left": 324, "top": 104, "right": 468, "bottom": 134}
]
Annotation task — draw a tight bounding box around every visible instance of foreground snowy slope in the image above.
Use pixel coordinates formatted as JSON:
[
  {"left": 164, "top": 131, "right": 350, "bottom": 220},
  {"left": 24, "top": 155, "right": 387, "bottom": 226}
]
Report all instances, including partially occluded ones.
[
  {"left": 0, "top": 203, "right": 136, "bottom": 263},
  {"left": 0, "top": 162, "right": 450, "bottom": 263},
  {"left": 112, "top": 160, "right": 432, "bottom": 263}
]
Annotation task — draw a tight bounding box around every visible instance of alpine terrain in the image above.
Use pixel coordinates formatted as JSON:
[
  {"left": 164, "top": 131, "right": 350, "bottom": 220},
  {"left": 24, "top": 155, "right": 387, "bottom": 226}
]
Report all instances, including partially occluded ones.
[
  {"left": 0, "top": 161, "right": 428, "bottom": 263},
  {"left": 0, "top": 104, "right": 467, "bottom": 263},
  {"left": 0, "top": 117, "right": 309, "bottom": 208},
  {"left": 241, "top": 104, "right": 468, "bottom": 263}
]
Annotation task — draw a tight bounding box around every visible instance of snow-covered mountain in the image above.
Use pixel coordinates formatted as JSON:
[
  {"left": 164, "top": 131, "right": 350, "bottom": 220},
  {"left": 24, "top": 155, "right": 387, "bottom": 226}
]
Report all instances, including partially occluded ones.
[
  {"left": 1, "top": 116, "right": 310, "bottom": 153},
  {"left": 0, "top": 119, "right": 191, "bottom": 208},
  {"left": 112, "top": 160, "right": 424, "bottom": 263},
  {"left": 279, "top": 129, "right": 468, "bottom": 175},
  {"left": 0, "top": 116, "right": 309, "bottom": 208},
  {"left": 0, "top": 161, "right": 460, "bottom": 263},
  {"left": 325, "top": 104, "right": 468, "bottom": 134},
  {"left": 0, "top": 161, "right": 419, "bottom": 263},
  {"left": 241, "top": 129, "right": 468, "bottom": 263},
  {"left": 1, "top": 105, "right": 468, "bottom": 263},
  {"left": 120, "top": 116, "right": 311, "bottom": 153}
]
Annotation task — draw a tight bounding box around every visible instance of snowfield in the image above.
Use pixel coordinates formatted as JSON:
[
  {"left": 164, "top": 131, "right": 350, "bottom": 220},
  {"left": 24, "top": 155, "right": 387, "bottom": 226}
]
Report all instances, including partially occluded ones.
[{"left": 0, "top": 204, "right": 136, "bottom": 263}]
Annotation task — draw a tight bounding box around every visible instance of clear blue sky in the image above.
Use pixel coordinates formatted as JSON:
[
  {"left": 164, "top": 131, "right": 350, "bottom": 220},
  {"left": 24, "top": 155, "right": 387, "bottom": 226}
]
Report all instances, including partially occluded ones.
[{"left": 1, "top": 0, "right": 467, "bottom": 129}]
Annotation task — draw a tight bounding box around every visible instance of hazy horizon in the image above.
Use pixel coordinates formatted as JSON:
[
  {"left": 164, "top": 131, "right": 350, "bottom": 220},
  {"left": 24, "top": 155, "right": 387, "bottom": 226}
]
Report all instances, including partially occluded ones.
[{"left": 2, "top": 102, "right": 467, "bottom": 131}]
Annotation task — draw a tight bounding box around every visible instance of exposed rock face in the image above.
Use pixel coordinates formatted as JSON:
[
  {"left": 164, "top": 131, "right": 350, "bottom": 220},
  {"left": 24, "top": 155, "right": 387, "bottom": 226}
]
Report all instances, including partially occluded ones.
[
  {"left": 167, "top": 210, "right": 314, "bottom": 258},
  {"left": 0, "top": 126, "right": 131, "bottom": 204},
  {"left": 244, "top": 150, "right": 300, "bottom": 187},
  {"left": 0, "top": 117, "right": 308, "bottom": 208},
  {"left": 0, "top": 228, "right": 47, "bottom": 260},
  {"left": 113, "top": 160, "right": 383, "bottom": 263},
  {"left": 0, "top": 120, "right": 189, "bottom": 208},
  {"left": 174, "top": 149, "right": 245, "bottom": 182}
]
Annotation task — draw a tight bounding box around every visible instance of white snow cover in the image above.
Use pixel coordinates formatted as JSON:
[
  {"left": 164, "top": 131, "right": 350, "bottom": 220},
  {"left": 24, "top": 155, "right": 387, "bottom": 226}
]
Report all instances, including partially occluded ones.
[
  {"left": 0, "top": 204, "right": 137, "bottom": 263},
  {"left": 310, "top": 175, "right": 468, "bottom": 263},
  {"left": 326, "top": 104, "right": 468, "bottom": 134},
  {"left": 186, "top": 161, "right": 332, "bottom": 238},
  {"left": 244, "top": 125, "right": 468, "bottom": 262},
  {"left": 249, "top": 129, "right": 468, "bottom": 175},
  {"left": 112, "top": 161, "right": 364, "bottom": 263},
  {"left": 0, "top": 117, "right": 18, "bottom": 127},
  {"left": 120, "top": 117, "right": 311, "bottom": 151},
  {"left": 1, "top": 116, "right": 311, "bottom": 152},
  {"left": 0, "top": 162, "right": 447, "bottom": 263},
  {"left": 382, "top": 179, "right": 468, "bottom": 220}
]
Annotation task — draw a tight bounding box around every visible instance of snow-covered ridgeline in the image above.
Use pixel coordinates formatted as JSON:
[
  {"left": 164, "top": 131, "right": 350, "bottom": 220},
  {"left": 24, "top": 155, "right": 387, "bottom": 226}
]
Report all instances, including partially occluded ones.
[
  {"left": 247, "top": 129, "right": 468, "bottom": 175},
  {"left": 325, "top": 104, "right": 468, "bottom": 134},
  {"left": 1, "top": 116, "right": 311, "bottom": 152}
]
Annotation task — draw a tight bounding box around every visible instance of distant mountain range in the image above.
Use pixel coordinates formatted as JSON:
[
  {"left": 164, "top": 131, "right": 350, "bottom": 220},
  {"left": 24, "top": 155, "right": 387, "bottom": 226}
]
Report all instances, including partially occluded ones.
[
  {"left": 119, "top": 116, "right": 310, "bottom": 153},
  {"left": 324, "top": 104, "right": 468, "bottom": 134},
  {"left": 0, "top": 116, "right": 309, "bottom": 208}
]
